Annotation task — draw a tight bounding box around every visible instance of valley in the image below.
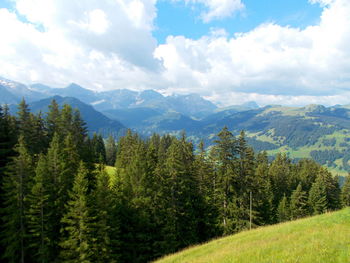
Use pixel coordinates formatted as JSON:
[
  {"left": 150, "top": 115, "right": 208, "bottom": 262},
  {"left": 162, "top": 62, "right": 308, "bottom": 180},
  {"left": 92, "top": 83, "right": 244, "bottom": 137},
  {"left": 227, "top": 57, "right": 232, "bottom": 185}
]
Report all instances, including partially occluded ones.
[{"left": 2, "top": 76, "right": 350, "bottom": 175}]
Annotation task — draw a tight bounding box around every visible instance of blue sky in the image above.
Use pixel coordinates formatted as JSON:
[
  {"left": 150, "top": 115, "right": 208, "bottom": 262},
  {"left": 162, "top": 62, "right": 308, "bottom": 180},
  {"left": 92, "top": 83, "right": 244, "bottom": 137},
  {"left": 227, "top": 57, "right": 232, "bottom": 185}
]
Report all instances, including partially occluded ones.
[
  {"left": 154, "top": 0, "right": 322, "bottom": 43},
  {"left": 0, "top": 0, "right": 350, "bottom": 106}
]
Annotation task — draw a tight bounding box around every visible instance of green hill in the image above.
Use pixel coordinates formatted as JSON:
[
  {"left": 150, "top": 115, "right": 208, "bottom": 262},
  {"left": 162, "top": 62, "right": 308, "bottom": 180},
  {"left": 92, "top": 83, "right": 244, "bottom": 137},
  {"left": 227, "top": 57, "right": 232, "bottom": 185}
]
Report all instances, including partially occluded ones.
[{"left": 155, "top": 208, "right": 350, "bottom": 263}]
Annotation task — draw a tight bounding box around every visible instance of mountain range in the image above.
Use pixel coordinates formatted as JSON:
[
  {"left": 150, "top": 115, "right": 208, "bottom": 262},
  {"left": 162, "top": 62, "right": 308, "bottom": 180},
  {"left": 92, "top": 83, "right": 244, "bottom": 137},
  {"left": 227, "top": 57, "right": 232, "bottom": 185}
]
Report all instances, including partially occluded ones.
[{"left": 2, "top": 76, "right": 350, "bottom": 175}]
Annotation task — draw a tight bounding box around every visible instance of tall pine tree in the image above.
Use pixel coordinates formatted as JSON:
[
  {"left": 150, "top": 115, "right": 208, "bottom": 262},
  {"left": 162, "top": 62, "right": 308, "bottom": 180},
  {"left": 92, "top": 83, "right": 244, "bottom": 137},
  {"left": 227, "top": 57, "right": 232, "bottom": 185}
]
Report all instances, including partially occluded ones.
[
  {"left": 60, "top": 162, "right": 93, "bottom": 263},
  {"left": 1, "top": 135, "right": 34, "bottom": 263}
]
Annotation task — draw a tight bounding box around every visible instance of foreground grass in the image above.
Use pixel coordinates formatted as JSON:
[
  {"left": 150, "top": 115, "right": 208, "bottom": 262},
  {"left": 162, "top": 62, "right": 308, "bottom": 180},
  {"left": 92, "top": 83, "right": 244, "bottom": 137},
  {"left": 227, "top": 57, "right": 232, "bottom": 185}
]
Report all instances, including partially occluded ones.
[{"left": 155, "top": 208, "right": 350, "bottom": 263}]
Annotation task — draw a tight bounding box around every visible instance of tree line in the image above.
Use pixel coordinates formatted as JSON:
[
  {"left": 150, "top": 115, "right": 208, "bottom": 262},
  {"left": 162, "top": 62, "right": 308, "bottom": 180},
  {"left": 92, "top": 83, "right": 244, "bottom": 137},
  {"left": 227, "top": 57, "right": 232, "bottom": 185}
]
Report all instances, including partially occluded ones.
[{"left": 0, "top": 99, "right": 350, "bottom": 263}]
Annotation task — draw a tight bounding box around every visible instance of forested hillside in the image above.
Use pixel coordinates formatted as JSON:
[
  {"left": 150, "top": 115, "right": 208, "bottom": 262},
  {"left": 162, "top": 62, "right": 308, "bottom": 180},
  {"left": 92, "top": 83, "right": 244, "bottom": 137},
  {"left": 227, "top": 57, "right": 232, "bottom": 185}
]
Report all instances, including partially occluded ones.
[{"left": 0, "top": 100, "right": 350, "bottom": 263}]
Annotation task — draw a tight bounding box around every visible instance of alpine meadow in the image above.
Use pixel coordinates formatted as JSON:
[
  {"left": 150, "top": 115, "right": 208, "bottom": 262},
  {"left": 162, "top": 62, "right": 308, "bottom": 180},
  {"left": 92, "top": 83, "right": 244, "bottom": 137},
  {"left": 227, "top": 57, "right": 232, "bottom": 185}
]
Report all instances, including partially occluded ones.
[{"left": 1, "top": 0, "right": 350, "bottom": 262}]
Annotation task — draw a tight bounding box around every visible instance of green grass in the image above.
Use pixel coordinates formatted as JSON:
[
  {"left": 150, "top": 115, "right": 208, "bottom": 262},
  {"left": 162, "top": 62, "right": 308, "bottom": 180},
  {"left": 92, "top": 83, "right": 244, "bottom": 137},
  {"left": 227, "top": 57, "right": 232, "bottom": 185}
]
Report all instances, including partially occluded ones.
[{"left": 155, "top": 208, "right": 350, "bottom": 263}]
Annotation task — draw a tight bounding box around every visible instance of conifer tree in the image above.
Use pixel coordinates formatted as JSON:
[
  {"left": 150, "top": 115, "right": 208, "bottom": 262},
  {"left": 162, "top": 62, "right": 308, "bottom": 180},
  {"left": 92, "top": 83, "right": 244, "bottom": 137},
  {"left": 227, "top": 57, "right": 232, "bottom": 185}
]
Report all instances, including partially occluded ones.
[
  {"left": 234, "top": 131, "right": 257, "bottom": 230},
  {"left": 60, "top": 162, "right": 92, "bottom": 263},
  {"left": 277, "top": 195, "right": 290, "bottom": 222},
  {"left": 71, "top": 109, "right": 88, "bottom": 158},
  {"left": 308, "top": 176, "right": 328, "bottom": 215},
  {"left": 269, "top": 153, "right": 292, "bottom": 207},
  {"left": 60, "top": 133, "right": 80, "bottom": 212},
  {"left": 162, "top": 136, "right": 201, "bottom": 252},
  {"left": 0, "top": 105, "right": 16, "bottom": 177},
  {"left": 91, "top": 133, "right": 106, "bottom": 164},
  {"left": 316, "top": 168, "right": 341, "bottom": 210},
  {"left": 254, "top": 152, "right": 274, "bottom": 224},
  {"left": 340, "top": 175, "right": 350, "bottom": 207},
  {"left": 91, "top": 164, "right": 113, "bottom": 263},
  {"left": 46, "top": 133, "right": 66, "bottom": 258},
  {"left": 211, "top": 126, "right": 237, "bottom": 233},
  {"left": 17, "top": 98, "right": 38, "bottom": 154},
  {"left": 27, "top": 154, "right": 51, "bottom": 263},
  {"left": 60, "top": 104, "right": 73, "bottom": 139},
  {"left": 46, "top": 99, "right": 61, "bottom": 141},
  {"left": 1, "top": 135, "right": 34, "bottom": 263},
  {"left": 105, "top": 135, "right": 117, "bottom": 166},
  {"left": 289, "top": 183, "right": 308, "bottom": 220},
  {"left": 193, "top": 140, "right": 218, "bottom": 240}
]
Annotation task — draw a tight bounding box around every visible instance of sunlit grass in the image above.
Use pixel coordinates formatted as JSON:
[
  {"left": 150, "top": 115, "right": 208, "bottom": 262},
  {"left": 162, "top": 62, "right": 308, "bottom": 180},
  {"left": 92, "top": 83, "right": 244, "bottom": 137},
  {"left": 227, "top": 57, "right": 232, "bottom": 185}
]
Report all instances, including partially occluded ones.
[{"left": 155, "top": 208, "right": 350, "bottom": 263}]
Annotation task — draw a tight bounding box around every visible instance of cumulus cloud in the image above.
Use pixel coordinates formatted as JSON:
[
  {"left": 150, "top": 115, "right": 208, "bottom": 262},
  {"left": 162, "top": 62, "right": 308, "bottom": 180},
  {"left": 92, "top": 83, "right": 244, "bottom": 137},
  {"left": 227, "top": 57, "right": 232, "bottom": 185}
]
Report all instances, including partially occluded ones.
[
  {"left": 0, "top": 0, "right": 164, "bottom": 91},
  {"left": 1, "top": 0, "right": 350, "bottom": 106},
  {"left": 155, "top": 0, "right": 350, "bottom": 105},
  {"left": 181, "top": 0, "right": 245, "bottom": 22}
]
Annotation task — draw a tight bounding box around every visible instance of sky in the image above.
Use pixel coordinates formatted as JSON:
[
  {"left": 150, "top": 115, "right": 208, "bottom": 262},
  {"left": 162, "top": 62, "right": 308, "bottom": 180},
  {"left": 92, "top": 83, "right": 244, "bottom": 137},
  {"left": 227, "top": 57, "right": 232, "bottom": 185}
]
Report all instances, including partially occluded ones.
[{"left": 0, "top": 0, "right": 350, "bottom": 106}]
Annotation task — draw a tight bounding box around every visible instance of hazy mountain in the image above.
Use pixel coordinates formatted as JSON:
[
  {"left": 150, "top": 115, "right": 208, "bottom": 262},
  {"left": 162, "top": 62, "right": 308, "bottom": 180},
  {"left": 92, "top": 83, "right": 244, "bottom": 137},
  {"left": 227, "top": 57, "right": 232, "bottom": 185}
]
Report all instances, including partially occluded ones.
[
  {"left": 0, "top": 77, "right": 46, "bottom": 102},
  {"left": 0, "top": 84, "right": 19, "bottom": 104}
]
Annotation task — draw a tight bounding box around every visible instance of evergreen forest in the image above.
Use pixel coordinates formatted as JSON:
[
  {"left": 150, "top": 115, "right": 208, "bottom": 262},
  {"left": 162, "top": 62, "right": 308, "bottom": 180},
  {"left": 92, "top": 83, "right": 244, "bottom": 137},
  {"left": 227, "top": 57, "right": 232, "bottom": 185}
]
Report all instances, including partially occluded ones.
[{"left": 1, "top": 99, "right": 350, "bottom": 263}]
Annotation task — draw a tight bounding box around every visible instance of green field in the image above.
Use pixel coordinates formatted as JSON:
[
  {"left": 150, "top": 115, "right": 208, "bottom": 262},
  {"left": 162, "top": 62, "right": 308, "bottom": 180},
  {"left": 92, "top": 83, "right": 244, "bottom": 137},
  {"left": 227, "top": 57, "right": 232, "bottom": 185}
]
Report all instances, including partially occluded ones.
[{"left": 155, "top": 208, "right": 350, "bottom": 263}]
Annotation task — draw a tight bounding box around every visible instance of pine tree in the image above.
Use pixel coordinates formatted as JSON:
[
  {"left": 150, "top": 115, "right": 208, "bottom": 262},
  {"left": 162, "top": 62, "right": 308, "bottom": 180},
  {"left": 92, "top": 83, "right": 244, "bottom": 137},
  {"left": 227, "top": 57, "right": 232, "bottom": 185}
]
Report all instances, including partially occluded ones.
[
  {"left": 316, "top": 168, "right": 341, "bottom": 210},
  {"left": 234, "top": 131, "right": 257, "bottom": 230},
  {"left": 60, "top": 104, "right": 73, "bottom": 139},
  {"left": 161, "top": 135, "right": 201, "bottom": 252},
  {"left": 60, "top": 162, "right": 92, "bottom": 263},
  {"left": 59, "top": 133, "right": 81, "bottom": 218},
  {"left": 91, "top": 164, "right": 113, "bottom": 263},
  {"left": 17, "top": 98, "right": 39, "bottom": 155},
  {"left": 72, "top": 109, "right": 88, "bottom": 158},
  {"left": 340, "top": 175, "right": 350, "bottom": 207},
  {"left": 269, "top": 153, "right": 292, "bottom": 207},
  {"left": 193, "top": 140, "right": 218, "bottom": 240},
  {"left": 277, "top": 195, "right": 290, "bottom": 222},
  {"left": 1, "top": 135, "right": 34, "bottom": 263},
  {"left": 254, "top": 151, "right": 274, "bottom": 224},
  {"left": 91, "top": 133, "right": 106, "bottom": 164},
  {"left": 46, "top": 99, "right": 61, "bottom": 142},
  {"left": 289, "top": 183, "right": 308, "bottom": 220},
  {"left": 211, "top": 126, "right": 237, "bottom": 234},
  {"left": 0, "top": 105, "right": 16, "bottom": 173},
  {"left": 45, "top": 133, "right": 66, "bottom": 258},
  {"left": 27, "top": 154, "right": 51, "bottom": 263},
  {"left": 308, "top": 176, "right": 328, "bottom": 215},
  {"left": 105, "top": 135, "right": 117, "bottom": 166}
]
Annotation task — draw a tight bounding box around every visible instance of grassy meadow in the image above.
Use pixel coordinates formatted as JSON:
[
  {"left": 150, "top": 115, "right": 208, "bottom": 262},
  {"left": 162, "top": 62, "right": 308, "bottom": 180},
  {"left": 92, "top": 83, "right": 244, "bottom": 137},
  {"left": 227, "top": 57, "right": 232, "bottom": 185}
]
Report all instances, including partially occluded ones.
[{"left": 155, "top": 208, "right": 350, "bottom": 263}]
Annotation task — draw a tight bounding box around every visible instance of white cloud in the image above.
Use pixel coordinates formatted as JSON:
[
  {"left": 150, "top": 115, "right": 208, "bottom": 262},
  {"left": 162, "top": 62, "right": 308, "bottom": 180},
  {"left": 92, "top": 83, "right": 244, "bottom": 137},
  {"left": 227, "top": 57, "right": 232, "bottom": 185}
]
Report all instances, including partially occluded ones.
[
  {"left": 155, "top": 0, "right": 350, "bottom": 105},
  {"left": 0, "top": 0, "right": 163, "bottom": 91},
  {"left": 1, "top": 0, "right": 350, "bottom": 107},
  {"left": 69, "top": 9, "right": 109, "bottom": 34},
  {"left": 181, "top": 0, "right": 244, "bottom": 22}
]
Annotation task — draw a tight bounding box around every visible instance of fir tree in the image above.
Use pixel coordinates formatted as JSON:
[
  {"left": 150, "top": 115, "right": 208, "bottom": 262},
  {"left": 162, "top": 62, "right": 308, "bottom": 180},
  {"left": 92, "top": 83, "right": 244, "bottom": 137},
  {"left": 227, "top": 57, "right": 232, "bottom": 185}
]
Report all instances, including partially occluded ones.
[
  {"left": 1, "top": 135, "right": 34, "bottom": 263},
  {"left": 211, "top": 126, "right": 237, "bottom": 234},
  {"left": 316, "top": 168, "right": 341, "bottom": 210},
  {"left": 27, "top": 154, "right": 51, "bottom": 263},
  {"left": 277, "top": 195, "right": 290, "bottom": 222},
  {"left": 289, "top": 184, "right": 308, "bottom": 220},
  {"left": 254, "top": 152, "right": 274, "bottom": 224},
  {"left": 46, "top": 99, "right": 61, "bottom": 142},
  {"left": 340, "top": 175, "right": 350, "bottom": 207},
  {"left": 17, "top": 98, "right": 39, "bottom": 155},
  {"left": 60, "top": 162, "right": 92, "bottom": 263},
  {"left": 269, "top": 153, "right": 292, "bottom": 207},
  {"left": 308, "top": 176, "right": 328, "bottom": 215},
  {"left": 105, "top": 135, "right": 117, "bottom": 166},
  {"left": 91, "top": 164, "right": 113, "bottom": 263},
  {"left": 46, "top": 133, "right": 66, "bottom": 258}
]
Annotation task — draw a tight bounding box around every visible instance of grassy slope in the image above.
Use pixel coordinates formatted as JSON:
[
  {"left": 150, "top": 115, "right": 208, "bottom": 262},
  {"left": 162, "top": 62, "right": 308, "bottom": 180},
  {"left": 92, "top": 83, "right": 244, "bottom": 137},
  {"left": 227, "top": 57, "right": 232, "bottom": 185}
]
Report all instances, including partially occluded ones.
[{"left": 155, "top": 208, "right": 350, "bottom": 263}]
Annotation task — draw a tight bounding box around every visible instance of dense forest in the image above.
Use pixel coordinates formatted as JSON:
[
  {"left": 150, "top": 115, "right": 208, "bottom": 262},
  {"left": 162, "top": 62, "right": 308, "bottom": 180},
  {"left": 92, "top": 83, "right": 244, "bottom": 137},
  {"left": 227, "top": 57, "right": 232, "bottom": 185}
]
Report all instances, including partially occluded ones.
[{"left": 1, "top": 99, "right": 350, "bottom": 263}]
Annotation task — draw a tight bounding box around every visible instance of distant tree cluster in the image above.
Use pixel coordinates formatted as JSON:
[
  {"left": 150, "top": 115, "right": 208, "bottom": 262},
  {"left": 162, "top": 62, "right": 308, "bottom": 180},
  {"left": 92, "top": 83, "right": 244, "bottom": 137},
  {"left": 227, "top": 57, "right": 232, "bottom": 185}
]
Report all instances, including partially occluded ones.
[{"left": 0, "top": 100, "right": 349, "bottom": 263}]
